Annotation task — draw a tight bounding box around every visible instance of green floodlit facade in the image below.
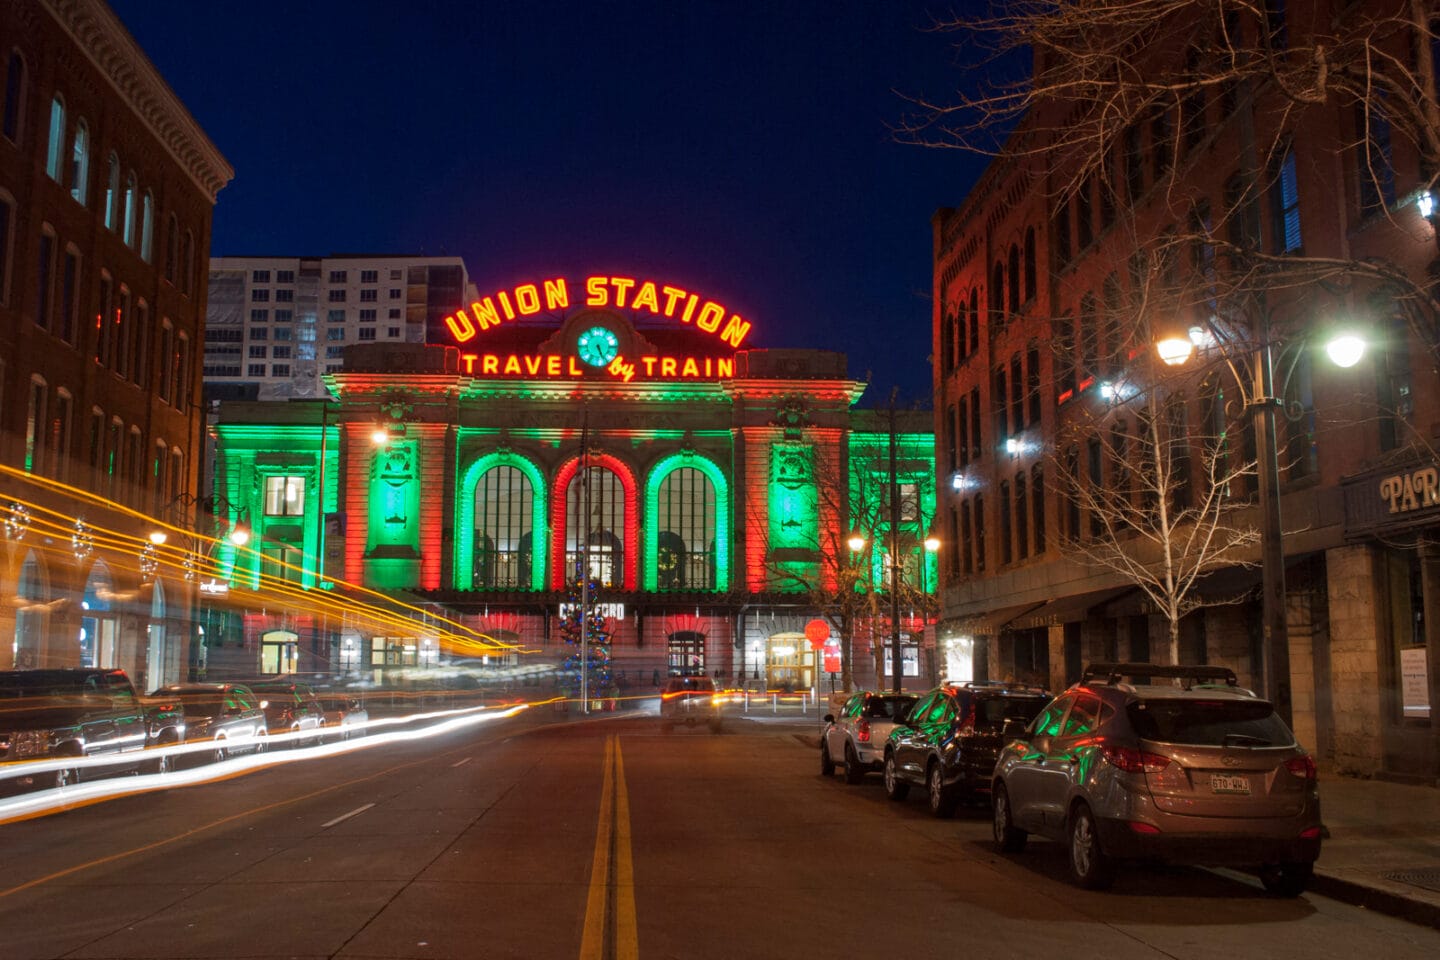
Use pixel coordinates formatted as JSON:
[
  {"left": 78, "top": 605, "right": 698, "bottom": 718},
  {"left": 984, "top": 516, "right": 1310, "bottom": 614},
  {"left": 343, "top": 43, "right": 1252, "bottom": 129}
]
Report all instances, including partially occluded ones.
[{"left": 203, "top": 308, "right": 937, "bottom": 690}]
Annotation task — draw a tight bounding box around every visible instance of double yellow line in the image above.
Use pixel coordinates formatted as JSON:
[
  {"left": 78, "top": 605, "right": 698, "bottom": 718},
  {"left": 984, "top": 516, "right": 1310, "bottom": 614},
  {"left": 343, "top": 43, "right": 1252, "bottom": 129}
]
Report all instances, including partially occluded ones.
[{"left": 580, "top": 735, "right": 638, "bottom": 960}]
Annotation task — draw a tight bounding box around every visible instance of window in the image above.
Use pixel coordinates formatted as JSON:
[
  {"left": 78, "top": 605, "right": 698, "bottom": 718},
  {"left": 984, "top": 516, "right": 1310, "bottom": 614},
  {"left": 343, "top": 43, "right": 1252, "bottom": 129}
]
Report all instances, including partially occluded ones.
[
  {"left": 1076, "top": 180, "right": 1093, "bottom": 248},
  {"left": 158, "top": 321, "right": 174, "bottom": 403},
  {"left": 1023, "top": 228, "right": 1036, "bottom": 302},
  {"left": 1358, "top": 100, "right": 1395, "bottom": 215},
  {"left": 358, "top": 327, "right": 376, "bottom": 341},
  {"left": 359, "top": 308, "right": 376, "bottom": 321},
  {"left": 252, "top": 270, "right": 271, "bottom": 283},
  {"left": 1015, "top": 473, "right": 1028, "bottom": 560},
  {"left": 994, "top": 367, "right": 1008, "bottom": 441},
  {"left": 360, "top": 288, "right": 378, "bottom": 302},
  {"left": 999, "top": 480, "right": 1012, "bottom": 565},
  {"left": 133, "top": 300, "right": 149, "bottom": 389},
  {"left": 250, "top": 309, "right": 270, "bottom": 324},
  {"left": 2, "top": 52, "right": 24, "bottom": 142},
  {"left": 271, "top": 363, "right": 290, "bottom": 377},
  {"left": 328, "top": 270, "right": 347, "bottom": 283},
  {"left": 1124, "top": 122, "right": 1144, "bottom": 202},
  {"left": 115, "top": 286, "right": 132, "bottom": 380},
  {"left": 1181, "top": 48, "right": 1207, "bottom": 154},
  {"left": 25, "top": 377, "right": 46, "bottom": 474},
  {"left": 0, "top": 193, "right": 12, "bottom": 306},
  {"left": 175, "top": 333, "right": 191, "bottom": 410},
  {"left": 1007, "top": 244, "right": 1020, "bottom": 314},
  {"left": 104, "top": 154, "right": 120, "bottom": 231},
  {"left": 35, "top": 227, "right": 54, "bottom": 332},
  {"left": 961, "top": 500, "right": 973, "bottom": 575},
  {"left": 274, "top": 325, "right": 292, "bottom": 341},
  {"left": 974, "top": 494, "right": 986, "bottom": 572},
  {"left": 328, "top": 289, "right": 346, "bottom": 302},
  {"left": 69, "top": 119, "right": 89, "bottom": 206},
  {"left": 122, "top": 172, "right": 136, "bottom": 246},
  {"left": 140, "top": 192, "right": 154, "bottom": 262},
  {"left": 566, "top": 466, "right": 626, "bottom": 587},
  {"left": 968, "top": 386, "right": 982, "bottom": 461},
  {"left": 96, "top": 272, "right": 113, "bottom": 366},
  {"left": 1026, "top": 347, "right": 1041, "bottom": 424},
  {"left": 1271, "top": 142, "right": 1302, "bottom": 253},
  {"left": 264, "top": 476, "right": 306, "bottom": 516},
  {"left": 1031, "top": 466, "right": 1046, "bottom": 554},
  {"left": 59, "top": 245, "right": 79, "bottom": 344},
  {"left": 251, "top": 288, "right": 270, "bottom": 302},
  {"left": 274, "top": 309, "right": 293, "bottom": 325},
  {"left": 389, "top": 288, "right": 401, "bottom": 299},
  {"left": 1087, "top": 437, "right": 1104, "bottom": 538},
  {"left": 247, "top": 364, "right": 266, "bottom": 378},
  {"left": 945, "top": 403, "right": 958, "bottom": 472},
  {"left": 1151, "top": 107, "right": 1173, "bottom": 181},
  {"left": 164, "top": 214, "right": 177, "bottom": 284},
  {"left": 1263, "top": 0, "right": 1287, "bottom": 52},
  {"left": 387, "top": 326, "right": 401, "bottom": 338},
  {"left": 45, "top": 95, "right": 64, "bottom": 182},
  {"left": 249, "top": 345, "right": 268, "bottom": 359},
  {"left": 182, "top": 230, "right": 194, "bottom": 296},
  {"left": 473, "top": 465, "right": 535, "bottom": 588},
  {"left": 272, "top": 345, "right": 292, "bottom": 359},
  {"left": 1054, "top": 203, "right": 1071, "bottom": 264},
  {"left": 388, "top": 308, "right": 402, "bottom": 319},
  {"left": 250, "top": 325, "right": 269, "bottom": 340},
  {"left": 275, "top": 288, "right": 293, "bottom": 302},
  {"left": 326, "top": 346, "right": 344, "bottom": 359},
  {"left": 360, "top": 270, "right": 378, "bottom": 283},
  {"left": 1009, "top": 353, "right": 1023, "bottom": 432}
]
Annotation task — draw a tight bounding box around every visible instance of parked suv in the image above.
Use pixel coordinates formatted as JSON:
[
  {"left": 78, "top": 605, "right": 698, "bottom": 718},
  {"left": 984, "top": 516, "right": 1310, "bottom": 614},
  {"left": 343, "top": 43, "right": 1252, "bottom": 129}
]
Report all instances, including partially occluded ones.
[
  {"left": 0, "top": 668, "right": 153, "bottom": 792},
  {"left": 821, "top": 691, "right": 916, "bottom": 784},
  {"left": 883, "top": 682, "right": 1050, "bottom": 816},
  {"left": 149, "top": 683, "right": 269, "bottom": 765},
  {"left": 659, "top": 676, "right": 723, "bottom": 733},
  {"left": 991, "top": 663, "right": 1322, "bottom": 895},
  {"left": 237, "top": 678, "right": 326, "bottom": 747}
]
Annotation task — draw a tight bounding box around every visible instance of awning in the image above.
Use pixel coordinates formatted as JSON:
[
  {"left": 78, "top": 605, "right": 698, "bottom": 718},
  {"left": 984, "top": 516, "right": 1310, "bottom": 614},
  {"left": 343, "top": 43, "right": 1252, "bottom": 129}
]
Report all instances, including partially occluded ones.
[
  {"left": 1007, "top": 587, "right": 1133, "bottom": 630},
  {"left": 944, "top": 602, "right": 1044, "bottom": 638}
]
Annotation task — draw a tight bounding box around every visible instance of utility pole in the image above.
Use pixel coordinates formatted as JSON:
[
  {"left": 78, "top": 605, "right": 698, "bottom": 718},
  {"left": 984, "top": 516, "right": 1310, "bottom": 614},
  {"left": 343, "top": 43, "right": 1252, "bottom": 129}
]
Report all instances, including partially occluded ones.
[
  {"left": 580, "top": 405, "right": 590, "bottom": 714},
  {"left": 888, "top": 389, "right": 903, "bottom": 694}
]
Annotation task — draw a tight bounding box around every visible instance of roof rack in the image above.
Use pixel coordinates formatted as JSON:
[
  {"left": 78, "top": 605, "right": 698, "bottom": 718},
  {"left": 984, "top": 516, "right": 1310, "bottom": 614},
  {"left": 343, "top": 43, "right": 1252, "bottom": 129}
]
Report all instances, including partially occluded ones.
[{"left": 1080, "top": 662, "right": 1238, "bottom": 689}]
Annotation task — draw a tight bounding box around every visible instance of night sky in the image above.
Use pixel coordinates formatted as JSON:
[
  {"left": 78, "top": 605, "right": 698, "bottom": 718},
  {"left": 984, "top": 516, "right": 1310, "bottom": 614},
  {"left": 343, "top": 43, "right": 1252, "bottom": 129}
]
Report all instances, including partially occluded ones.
[{"left": 108, "top": 0, "right": 996, "bottom": 408}]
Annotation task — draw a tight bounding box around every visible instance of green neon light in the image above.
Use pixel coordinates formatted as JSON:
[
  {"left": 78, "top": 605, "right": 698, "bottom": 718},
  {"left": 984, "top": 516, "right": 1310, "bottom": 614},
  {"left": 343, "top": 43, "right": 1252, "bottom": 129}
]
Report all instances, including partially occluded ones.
[
  {"left": 642, "top": 452, "right": 731, "bottom": 591},
  {"left": 366, "top": 441, "right": 422, "bottom": 589},
  {"left": 454, "top": 450, "right": 549, "bottom": 591},
  {"left": 848, "top": 432, "right": 938, "bottom": 592}
]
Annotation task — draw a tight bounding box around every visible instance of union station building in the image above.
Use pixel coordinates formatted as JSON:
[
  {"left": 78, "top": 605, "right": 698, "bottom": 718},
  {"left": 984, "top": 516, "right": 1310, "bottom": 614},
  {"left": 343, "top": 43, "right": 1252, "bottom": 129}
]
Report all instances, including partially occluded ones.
[{"left": 202, "top": 275, "right": 937, "bottom": 693}]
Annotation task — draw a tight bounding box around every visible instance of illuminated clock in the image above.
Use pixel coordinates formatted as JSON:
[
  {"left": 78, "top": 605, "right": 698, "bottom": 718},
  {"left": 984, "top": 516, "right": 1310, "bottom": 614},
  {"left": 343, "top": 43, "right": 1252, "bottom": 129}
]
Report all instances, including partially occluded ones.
[{"left": 577, "top": 325, "right": 619, "bottom": 367}]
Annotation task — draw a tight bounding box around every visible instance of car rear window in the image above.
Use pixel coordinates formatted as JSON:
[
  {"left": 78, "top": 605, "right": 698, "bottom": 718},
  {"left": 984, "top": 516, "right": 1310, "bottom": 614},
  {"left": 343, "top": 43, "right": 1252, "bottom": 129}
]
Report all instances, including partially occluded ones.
[
  {"left": 865, "top": 696, "right": 915, "bottom": 719},
  {"left": 974, "top": 696, "right": 1048, "bottom": 730},
  {"left": 1126, "top": 698, "right": 1295, "bottom": 746}
]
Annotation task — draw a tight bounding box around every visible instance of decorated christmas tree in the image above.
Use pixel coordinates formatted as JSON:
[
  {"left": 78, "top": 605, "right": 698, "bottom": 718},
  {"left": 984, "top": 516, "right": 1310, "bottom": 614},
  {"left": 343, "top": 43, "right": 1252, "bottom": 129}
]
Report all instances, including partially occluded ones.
[{"left": 557, "top": 567, "right": 613, "bottom": 702}]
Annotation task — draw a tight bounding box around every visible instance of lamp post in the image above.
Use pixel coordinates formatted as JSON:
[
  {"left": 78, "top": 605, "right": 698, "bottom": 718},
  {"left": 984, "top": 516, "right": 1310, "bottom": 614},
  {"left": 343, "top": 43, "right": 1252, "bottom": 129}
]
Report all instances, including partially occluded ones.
[{"left": 1156, "top": 319, "right": 1365, "bottom": 726}]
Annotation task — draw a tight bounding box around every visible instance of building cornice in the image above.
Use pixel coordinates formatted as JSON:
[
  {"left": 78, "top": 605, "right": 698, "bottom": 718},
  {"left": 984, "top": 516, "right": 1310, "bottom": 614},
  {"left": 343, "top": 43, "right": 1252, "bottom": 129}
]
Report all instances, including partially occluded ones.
[{"left": 42, "top": 0, "right": 233, "bottom": 203}]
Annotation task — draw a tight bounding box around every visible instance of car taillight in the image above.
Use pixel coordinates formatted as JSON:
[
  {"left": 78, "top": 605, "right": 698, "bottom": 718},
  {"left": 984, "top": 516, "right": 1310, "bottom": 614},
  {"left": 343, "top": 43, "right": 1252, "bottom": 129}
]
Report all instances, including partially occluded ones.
[
  {"left": 1102, "top": 744, "right": 1172, "bottom": 774},
  {"left": 856, "top": 718, "right": 871, "bottom": 743},
  {"left": 1283, "top": 755, "right": 1317, "bottom": 781}
]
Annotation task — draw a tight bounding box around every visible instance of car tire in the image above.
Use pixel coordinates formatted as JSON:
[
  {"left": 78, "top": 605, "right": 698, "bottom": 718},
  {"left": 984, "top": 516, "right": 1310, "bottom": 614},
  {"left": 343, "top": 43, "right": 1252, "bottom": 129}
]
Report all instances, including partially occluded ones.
[
  {"left": 212, "top": 738, "right": 228, "bottom": 765},
  {"left": 1068, "top": 803, "right": 1114, "bottom": 889},
  {"left": 1259, "top": 861, "right": 1313, "bottom": 897},
  {"left": 992, "top": 782, "right": 1027, "bottom": 853},
  {"left": 53, "top": 752, "right": 81, "bottom": 790},
  {"left": 147, "top": 741, "right": 173, "bottom": 775},
  {"left": 843, "top": 744, "right": 864, "bottom": 785},
  {"left": 254, "top": 728, "right": 268, "bottom": 755},
  {"left": 883, "top": 752, "right": 909, "bottom": 801},
  {"left": 820, "top": 740, "right": 835, "bottom": 776},
  {"left": 927, "top": 761, "right": 958, "bottom": 818}
]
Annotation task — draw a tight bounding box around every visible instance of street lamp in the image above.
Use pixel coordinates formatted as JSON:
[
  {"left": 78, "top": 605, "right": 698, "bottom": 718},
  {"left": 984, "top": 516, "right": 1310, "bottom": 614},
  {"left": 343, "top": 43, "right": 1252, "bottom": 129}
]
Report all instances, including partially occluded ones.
[{"left": 1156, "top": 315, "right": 1365, "bottom": 725}]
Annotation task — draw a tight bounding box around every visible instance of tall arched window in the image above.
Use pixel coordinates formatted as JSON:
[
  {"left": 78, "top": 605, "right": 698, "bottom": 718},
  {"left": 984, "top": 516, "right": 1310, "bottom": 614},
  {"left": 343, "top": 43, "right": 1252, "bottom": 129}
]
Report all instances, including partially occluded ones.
[
  {"left": 45, "top": 94, "right": 64, "bottom": 181},
  {"left": 655, "top": 467, "right": 717, "bottom": 590},
  {"left": 164, "top": 213, "right": 178, "bottom": 283},
  {"left": 991, "top": 262, "right": 1005, "bottom": 320},
  {"left": 122, "top": 172, "right": 137, "bottom": 246},
  {"left": 70, "top": 118, "right": 89, "bottom": 205},
  {"left": 104, "top": 153, "right": 120, "bottom": 230},
  {"left": 2, "top": 52, "right": 25, "bottom": 142},
  {"left": 1024, "top": 228, "right": 1037, "bottom": 301},
  {"left": 1007, "top": 244, "right": 1020, "bottom": 314},
  {"left": 474, "top": 464, "right": 534, "bottom": 589},
  {"left": 566, "top": 466, "right": 624, "bottom": 587},
  {"left": 140, "top": 191, "right": 154, "bottom": 261}
]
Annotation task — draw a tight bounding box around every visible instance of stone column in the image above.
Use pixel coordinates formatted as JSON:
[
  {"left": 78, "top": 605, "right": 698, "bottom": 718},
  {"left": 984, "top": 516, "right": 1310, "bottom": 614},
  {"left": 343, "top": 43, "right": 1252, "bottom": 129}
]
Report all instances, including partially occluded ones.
[
  {"left": 1420, "top": 542, "right": 1440, "bottom": 780},
  {"left": 1047, "top": 623, "right": 1067, "bottom": 693},
  {"left": 1326, "top": 543, "right": 1385, "bottom": 777}
]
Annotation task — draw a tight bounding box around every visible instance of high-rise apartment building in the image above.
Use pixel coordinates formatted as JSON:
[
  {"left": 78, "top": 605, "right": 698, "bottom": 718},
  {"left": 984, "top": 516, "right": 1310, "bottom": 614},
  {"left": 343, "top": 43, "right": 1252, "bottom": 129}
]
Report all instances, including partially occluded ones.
[{"left": 205, "top": 254, "right": 472, "bottom": 400}]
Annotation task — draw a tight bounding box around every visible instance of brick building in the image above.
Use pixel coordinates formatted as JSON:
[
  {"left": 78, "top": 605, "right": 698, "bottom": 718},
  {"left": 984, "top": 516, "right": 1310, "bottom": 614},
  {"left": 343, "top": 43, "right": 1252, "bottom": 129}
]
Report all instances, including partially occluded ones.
[{"left": 931, "top": 1, "right": 1440, "bottom": 778}]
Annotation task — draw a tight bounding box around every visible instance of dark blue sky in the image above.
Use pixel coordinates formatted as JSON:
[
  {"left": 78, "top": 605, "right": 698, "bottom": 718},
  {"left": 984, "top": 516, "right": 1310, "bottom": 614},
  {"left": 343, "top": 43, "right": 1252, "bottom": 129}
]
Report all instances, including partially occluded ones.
[{"left": 110, "top": 0, "right": 994, "bottom": 407}]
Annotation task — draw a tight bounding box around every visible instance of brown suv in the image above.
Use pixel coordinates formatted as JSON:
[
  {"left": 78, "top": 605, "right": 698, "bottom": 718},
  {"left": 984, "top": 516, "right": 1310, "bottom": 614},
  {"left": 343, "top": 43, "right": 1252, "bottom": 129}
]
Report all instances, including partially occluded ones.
[{"left": 991, "top": 663, "right": 1321, "bottom": 895}]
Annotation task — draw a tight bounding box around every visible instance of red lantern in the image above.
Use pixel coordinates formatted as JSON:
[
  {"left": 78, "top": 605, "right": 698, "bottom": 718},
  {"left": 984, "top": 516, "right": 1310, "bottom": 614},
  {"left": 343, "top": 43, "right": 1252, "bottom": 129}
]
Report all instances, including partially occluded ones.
[{"left": 804, "top": 618, "right": 830, "bottom": 650}]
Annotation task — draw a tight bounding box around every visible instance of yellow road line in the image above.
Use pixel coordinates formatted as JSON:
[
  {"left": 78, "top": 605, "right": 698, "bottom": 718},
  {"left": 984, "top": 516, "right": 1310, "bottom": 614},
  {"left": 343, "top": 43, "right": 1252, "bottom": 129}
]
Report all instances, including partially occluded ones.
[
  {"left": 579, "top": 735, "right": 639, "bottom": 960},
  {"left": 580, "top": 736, "right": 615, "bottom": 959}
]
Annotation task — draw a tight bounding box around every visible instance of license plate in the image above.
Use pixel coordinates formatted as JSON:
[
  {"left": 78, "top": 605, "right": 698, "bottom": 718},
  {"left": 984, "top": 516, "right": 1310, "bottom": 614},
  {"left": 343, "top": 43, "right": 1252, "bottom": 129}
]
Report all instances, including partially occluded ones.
[{"left": 1210, "top": 773, "right": 1251, "bottom": 795}]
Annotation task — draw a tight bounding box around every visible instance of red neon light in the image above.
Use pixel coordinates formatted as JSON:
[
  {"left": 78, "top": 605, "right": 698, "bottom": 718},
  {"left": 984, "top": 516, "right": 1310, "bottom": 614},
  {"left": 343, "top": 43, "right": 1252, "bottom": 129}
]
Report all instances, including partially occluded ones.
[
  {"left": 444, "top": 274, "right": 753, "bottom": 349},
  {"left": 549, "top": 453, "right": 639, "bottom": 591}
]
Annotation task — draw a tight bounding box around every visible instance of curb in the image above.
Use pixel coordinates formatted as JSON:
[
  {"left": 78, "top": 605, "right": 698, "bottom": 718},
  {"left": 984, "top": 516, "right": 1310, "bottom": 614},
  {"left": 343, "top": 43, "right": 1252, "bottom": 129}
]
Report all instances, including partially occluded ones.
[{"left": 1309, "top": 871, "right": 1440, "bottom": 929}]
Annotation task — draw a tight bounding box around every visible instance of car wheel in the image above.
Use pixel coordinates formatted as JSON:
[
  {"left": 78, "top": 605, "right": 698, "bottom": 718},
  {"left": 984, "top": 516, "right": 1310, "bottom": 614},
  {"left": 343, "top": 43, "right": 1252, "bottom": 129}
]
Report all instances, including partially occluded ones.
[
  {"left": 927, "top": 761, "right": 958, "bottom": 818},
  {"left": 992, "top": 782, "right": 1027, "bottom": 853},
  {"left": 212, "top": 738, "right": 228, "bottom": 765},
  {"left": 883, "top": 752, "right": 909, "bottom": 801},
  {"left": 820, "top": 739, "right": 835, "bottom": 776},
  {"left": 53, "top": 756, "right": 80, "bottom": 790},
  {"left": 1259, "top": 861, "right": 1313, "bottom": 897},
  {"left": 1068, "top": 803, "right": 1114, "bottom": 889},
  {"left": 254, "top": 728, "right": 267, "bottom": 754},
  {"left": 148, "top": 744, "right": 173, "bottom": 776},
  {"left": 843, "top": 744, "right": 864, "bottom": 785}
]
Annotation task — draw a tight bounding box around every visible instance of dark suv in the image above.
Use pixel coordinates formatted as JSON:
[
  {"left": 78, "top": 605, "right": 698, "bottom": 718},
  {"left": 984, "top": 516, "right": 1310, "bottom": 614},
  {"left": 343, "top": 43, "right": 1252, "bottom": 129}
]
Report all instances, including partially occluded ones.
[
  {"left": 884, "top": 682, "right": 1051, "bottom": 817},
  {"left": 0, "top": 668, "right": 154, "bottom": 792},
  {"left": 236, "top": 678, "right": 326, "bottom": 747}
]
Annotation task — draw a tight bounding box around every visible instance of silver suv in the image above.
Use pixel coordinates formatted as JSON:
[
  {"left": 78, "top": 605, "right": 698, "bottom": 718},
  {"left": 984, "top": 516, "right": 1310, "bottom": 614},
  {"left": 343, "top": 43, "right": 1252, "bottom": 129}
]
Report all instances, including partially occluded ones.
[
  {"left": 659, "top": 676, "right": 723, "bottom": 733},
  {"left": 821, "top": 691, "right": 916, "bottom": 784},
  {"left": 991, "top": 663, "right": 1322, "bottom": 896}
]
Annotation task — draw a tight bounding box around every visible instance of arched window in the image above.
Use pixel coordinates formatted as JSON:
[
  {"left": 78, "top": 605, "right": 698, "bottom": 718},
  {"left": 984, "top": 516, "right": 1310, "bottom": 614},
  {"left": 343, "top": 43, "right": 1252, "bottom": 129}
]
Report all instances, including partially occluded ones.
[
  {"left": 164, "top": 213, "right": 178, "bottom": 283},
  {"left": 655, "top": 466, "right": 717, "bottom": 590},
  {"left": 2, "top": 52, "right": 25, "bottom": 142},
  {"left": 122, "top": 171, "right": 137, "bottom": 246},
  {"left": 566, "top": 465, "right": 625, "bottom": 587},
  {"left": 940, "top": 311, "right": 954, "bottom": 375},
  {"left": 968, "top": 288, "right": 979, "bottom": 349},
  {"left": 0, "top": 191, "right": 16, "bottom": 307},
  {"left": 1007, "top": 244, "right": 1020, "bottom": 314},
  {"left": 992, "top": 262, "right": 1005, "bottom": 320},
  {"left": 1024, "top": 228, "right": 1037, "bottom": 301},
  {"left": 104, "top": 153, "right": 120, "bottom": 231},
  {"left": 140, "top": 191, "right": 154, "bottom": 261},
  {"left": 45, "top": 94, "right": 64, "bottom": 181},
  {"left": 473, "top": 464, "right": 534, "bottom": 589},
  {"left": 957, "top": 296, "right": 968, "bottom": 359},
  {"left": 70, "top": 119, "right": 89, "bottom": 205}
]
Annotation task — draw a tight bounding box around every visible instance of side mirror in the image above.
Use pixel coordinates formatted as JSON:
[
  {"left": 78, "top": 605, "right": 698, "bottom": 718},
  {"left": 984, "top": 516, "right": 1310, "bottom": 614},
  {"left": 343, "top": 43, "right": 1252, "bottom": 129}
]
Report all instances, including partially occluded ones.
[
  {"left": 823, "top": 714, "right": 835, "bottom": 724},
  {"left": 1001, "top": 718, "right": 1029, "bottom": 739}
]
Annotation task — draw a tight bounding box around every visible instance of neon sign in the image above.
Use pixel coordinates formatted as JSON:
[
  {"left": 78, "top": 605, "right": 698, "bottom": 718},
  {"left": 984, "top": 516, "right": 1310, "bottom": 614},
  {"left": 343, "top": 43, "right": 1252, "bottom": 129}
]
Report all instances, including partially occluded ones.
[
  {"left": 443, "top": 275, "right": 753, "bottom": 349},
  {"left": 457, "top": 352, "right": 735, "bottom": 381}
]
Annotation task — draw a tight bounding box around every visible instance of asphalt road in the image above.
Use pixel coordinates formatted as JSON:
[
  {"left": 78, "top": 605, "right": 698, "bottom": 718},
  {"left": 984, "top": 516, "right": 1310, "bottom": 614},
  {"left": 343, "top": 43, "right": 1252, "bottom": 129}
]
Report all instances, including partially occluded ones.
[{"left": 2, "top": 705, "right": 1439, "bottom": 959}]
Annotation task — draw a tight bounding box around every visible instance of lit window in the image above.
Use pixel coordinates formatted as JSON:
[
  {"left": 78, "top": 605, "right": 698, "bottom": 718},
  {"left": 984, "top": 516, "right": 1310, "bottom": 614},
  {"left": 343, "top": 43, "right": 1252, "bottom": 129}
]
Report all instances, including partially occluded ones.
[
  {"left": 69, "top": 119, "right": 89, "bottom": 205},
  {"left": 45, "top": 95, "right": 64, "bottom": 182},
  {"left": 473, "top": 464, "right": 535, "bottom": 589}
]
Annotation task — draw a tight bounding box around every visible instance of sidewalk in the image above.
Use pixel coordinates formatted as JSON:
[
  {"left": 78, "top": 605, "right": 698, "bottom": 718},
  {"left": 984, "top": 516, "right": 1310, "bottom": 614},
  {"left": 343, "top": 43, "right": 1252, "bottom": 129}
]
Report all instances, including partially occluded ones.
[{"left": 1309, "top": 770, "right": 1440, "bottom": 928}]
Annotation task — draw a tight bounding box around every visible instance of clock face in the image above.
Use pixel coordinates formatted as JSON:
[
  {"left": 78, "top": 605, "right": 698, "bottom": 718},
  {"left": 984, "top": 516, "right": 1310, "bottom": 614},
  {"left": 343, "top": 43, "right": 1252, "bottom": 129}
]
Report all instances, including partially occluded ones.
[{"left": 577, "top": 325, "right": 619, "bottom": 367}]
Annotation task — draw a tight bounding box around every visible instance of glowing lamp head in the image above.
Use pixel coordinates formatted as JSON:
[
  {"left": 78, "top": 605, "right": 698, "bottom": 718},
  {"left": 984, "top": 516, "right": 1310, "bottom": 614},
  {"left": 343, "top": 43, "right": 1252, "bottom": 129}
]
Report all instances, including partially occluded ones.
[
  {"left": 1325, "top": 333, "right": 1366, "bottom": 369},
  {"left": 1420, "top": 191, "right": 1435, "bottom": 219},
  {"left": 371, "top": 427, "right": 390, "bottom": 445},
  {"left": 228, "top": 524, "right": 251, "bottom": 547},
  {"left": 924, "top": 535, "right": 941, "bottom": 553},
  {"left": 847, "top": 532, "right": 866, "bottom": 552},
  {"left": 1156, "top": 336, "right": 1195, "bottom": 366},
  {"left": 148, "top": 530, "right": 168, "bottom": 545}
]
